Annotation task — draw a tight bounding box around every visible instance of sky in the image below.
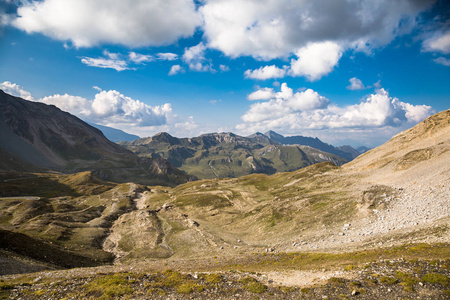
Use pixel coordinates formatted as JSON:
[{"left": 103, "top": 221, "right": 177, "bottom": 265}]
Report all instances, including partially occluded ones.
[{"left": 0, "top": 0, "right": 449, "bottom": 147}]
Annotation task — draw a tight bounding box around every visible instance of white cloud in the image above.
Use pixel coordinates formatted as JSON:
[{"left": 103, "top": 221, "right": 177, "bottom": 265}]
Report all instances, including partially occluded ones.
[
  {"left": 237, "top": 87, "right": 434, "bottom": 142},
  {"left": 373, "top": 80, "right": 382, "bottom": 89},
  {"left": 40, "top": 93, "right": 92, "bottom": 116},
  {"left": 168, "top": 65, "right": 184, "bottom": 76},
  {"left": 39, "top": 89, "right": 172, "bottom": 127},
  {"left": 182, "top": 42, "right": 214, "bottom": 72},
  {"left": 81, "top": 56, "right": 129, "bottom": 71},
  {"left": 129, "top": 52, "right": 154, "bottom": 64},
  {"left": 12, "top": 0, "right": 201, "bottom": 48},
  {"left": 201, "top": 0, "right": 433, "bottom": 60},
  {"left": 81, "top": 50, "right": 129, "bottom": 71},
  {"left": 219, "top": 64, "right": 230, "bottom": 72},
  {"left": 347, "top": 77, "right": 366, "bottom": 90},
  {"left": 244, "top": 65, "right": 287, "bottom": 80},
  {"left": 247, "top": 87, "right": 275, "bottom": 101},
  {"left": 157, "top": 53, "right": 178, "bottom": 61},
  {"left": 433, "top": 57, "right": 450, "bottom": 66},
  {"left": 90, "top": 90, "right": 171, "bottom": 126},
  {"left": 423, "top": 30, "right": 450, "bottom": 54},
  {"left": 0, "top": 81, "right": 35, "bottom": 100},
  {"left": 289, "top": 41, "right": 343, "bottom": 81},
  {"left": 242, "top": 83, "right": 330, "bottom": 123}
]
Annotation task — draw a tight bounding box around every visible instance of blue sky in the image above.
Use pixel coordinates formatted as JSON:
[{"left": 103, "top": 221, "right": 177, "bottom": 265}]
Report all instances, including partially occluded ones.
[{"left": 0, "top": 0, "right": 449, "bottom": 147}]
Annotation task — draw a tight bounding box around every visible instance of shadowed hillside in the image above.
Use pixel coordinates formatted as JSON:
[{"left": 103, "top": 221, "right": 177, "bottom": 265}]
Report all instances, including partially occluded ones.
[{"left": 0, "top": 90, "right": 196, "bottom": 186}]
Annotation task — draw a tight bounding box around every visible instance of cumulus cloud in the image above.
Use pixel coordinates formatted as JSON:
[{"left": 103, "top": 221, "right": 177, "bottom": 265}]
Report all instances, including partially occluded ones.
[
  {"left": 40, "top": 93, "right": 92, "bottom": 116},
  {"left": 347, "top": 77, "right": 366, "bottom": 90},
  {"left": 168, "top": 65, "right": 184, "bottom": 76},
  {"left": 12, "top": 0, "right": 201, "bottom": 48},
  {"left": 182, "top": 42, "right": 214, "bottom": 72},
  {"left": 90, "top": 90, "right": 171, "bottom": 126},
  {"left": 247, "top": 87, "right": 275, "bottom": 101},
  {"left": 41, "top": 89, "right": 171, "bottom": 127},
  {"left": 244, "top": 65, "right": 287, "bottom": 80},
  {"left": 242, "top": 83, "right": 330, "bottom": 123},
  {"left": 289, "top": 41, "right": 343, "bottom": 81},
  {"left": 423, "top": 30, "right": 450, "bottom": 54},
  {"left": 237, "top": 87, "right": 434, "bottom": 137},
  {"left": 201, "top": 0, "right": 434, "bottom": 60},
  {"left": 0, "top": 81, "right": 35, "bottom": 100}
]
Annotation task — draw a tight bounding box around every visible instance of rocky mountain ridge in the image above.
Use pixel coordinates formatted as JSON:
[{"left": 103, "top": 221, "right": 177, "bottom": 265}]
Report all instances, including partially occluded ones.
[{"left": 120, "top": 131, "right": 348, "bottom": 179}]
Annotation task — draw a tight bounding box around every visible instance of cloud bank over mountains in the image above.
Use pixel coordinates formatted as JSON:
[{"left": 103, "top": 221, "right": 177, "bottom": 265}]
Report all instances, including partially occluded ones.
[
  {"left": 1, "top": 80, "right": 434, "bottom": 146},
  {"left": 0, "top": 81, "right": 202, "bottom": 138},
  {"left": 237, "top": 83, "right": 434, "bottom": 145}
]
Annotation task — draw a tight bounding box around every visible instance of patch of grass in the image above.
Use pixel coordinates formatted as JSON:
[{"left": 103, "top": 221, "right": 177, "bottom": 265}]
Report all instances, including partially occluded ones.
[
  {"left": 239, "top": 277, "right": 257, "bottom": 284},
  {"left": 422, "top": 273, "right": 450, "bottom": 286},
  {"left": 379, "top": 276, "right": 398, "bottom": 285},
  {"left": 395, "top": 271, "right": 418, "bottom": 291},
  {"left": 350, "top": 281, "right": 362, "bottom": 287},
  {"left": 328, "top": 277, "right": 346, "bottom": 286},
  {"left": 177, "top": 283, "right": 204, "bottom": 294},
  {"left": 34, "top": 289, "right": 47, "bottom": 296},
  {"left": 205, "top": 273, "right": 223, "bottom": 284},
  {"left": 300, "top": 287, "right": 310, "bottom": 293},
  {"left": 245, "top": 281, "right": 267, "bottom": 294},
  {"left": 83, "top": 273, "right": 134, "bottom": 299},
  {"left": 161, "top": 270, "right": 186, "bottom": 287},
  {"left": 146, "top": 288, "right": 166, "bottom": 296}
]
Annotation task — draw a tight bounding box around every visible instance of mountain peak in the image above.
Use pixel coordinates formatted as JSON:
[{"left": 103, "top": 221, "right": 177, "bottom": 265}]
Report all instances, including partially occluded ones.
[
  {"left": 264, "top": 130, "right": 285, "bottom": 141},
  {"left": 150, "top": 132, "right": 179, "bottom": 144}
]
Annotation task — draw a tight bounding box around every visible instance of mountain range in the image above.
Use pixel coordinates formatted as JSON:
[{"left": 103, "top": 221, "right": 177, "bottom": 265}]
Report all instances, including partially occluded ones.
[
  {"left": 261, "top": 130, "right": 366, "bottom": 161},
  {"left": 119, "top": 131, "right": 349, "bottom": 179}
]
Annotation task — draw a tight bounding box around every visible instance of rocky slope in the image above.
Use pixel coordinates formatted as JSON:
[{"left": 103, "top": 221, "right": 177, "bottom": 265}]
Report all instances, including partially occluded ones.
[
  {"left": 120, "top": 131, "right": 347, "bottom": 179},
  {"left": 0, "top": 90, "right": 195, "bottom": 186}
]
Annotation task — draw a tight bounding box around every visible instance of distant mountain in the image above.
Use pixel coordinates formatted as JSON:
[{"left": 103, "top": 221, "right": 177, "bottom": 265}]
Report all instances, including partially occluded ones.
[
  {"left": 88, "top": 122, "right": 139, "bottom": 142},
  {"left": 263, "top": 130, "right": 364, "bottom": 161},
  {"left": 0, "top": 90, "right": 195, "bottom": 186},
  {"left": 356, "top": 146, "right": 371, "bottom": 154},
  {"left": 119, "top": 131, "right": 347, "bottom": 179}
]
